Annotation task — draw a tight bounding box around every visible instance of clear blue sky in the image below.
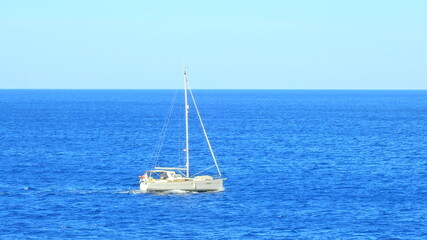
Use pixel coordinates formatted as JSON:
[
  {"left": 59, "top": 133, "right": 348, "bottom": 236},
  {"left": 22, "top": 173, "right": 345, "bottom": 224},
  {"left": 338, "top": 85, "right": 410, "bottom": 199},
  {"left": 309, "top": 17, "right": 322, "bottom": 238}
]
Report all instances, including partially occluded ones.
[{"left": 0, "top": 1, "right": 426, "bottom": 89}]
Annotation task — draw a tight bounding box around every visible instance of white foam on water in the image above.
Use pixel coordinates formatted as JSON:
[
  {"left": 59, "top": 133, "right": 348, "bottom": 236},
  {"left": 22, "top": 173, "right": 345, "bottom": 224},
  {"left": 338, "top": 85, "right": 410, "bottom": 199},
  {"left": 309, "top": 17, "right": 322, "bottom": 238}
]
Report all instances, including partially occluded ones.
[
  {"left": 117, "top": 189, "right": 224, "bottom": 195},
  {"left": 122, "top": 190, "right": 146, "bottom": 194}
]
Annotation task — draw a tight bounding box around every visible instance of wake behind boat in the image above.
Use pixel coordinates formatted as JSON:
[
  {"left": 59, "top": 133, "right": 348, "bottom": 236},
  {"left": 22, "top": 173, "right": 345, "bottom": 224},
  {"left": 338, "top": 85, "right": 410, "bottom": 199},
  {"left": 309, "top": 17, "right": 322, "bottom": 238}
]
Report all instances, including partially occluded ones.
[{"left": 139, "top": 68, "right": 225, "bottom": 192}]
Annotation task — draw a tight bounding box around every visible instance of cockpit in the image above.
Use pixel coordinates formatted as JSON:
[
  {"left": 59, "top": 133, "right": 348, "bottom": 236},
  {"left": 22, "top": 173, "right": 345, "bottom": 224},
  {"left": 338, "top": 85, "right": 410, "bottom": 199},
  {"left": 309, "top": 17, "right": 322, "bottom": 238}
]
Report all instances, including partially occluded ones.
[{"left": 144, "top": 170, "right": 183, "bottom": 180}]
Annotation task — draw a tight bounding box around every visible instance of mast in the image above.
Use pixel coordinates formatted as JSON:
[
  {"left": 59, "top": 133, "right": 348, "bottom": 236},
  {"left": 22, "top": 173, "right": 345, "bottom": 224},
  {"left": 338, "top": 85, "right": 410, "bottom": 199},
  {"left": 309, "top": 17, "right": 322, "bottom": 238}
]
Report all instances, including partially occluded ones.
[{"left": 184, "top": 67, "right": 190, "bottom": 178}]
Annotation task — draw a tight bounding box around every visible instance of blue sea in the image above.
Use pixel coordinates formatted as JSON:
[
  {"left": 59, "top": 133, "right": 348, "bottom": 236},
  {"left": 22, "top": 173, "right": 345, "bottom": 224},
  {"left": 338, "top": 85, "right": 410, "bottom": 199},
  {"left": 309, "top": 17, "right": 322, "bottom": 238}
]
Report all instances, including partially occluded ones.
[{"left": 1, "top": 90, "right": 426, "bottom": 239}]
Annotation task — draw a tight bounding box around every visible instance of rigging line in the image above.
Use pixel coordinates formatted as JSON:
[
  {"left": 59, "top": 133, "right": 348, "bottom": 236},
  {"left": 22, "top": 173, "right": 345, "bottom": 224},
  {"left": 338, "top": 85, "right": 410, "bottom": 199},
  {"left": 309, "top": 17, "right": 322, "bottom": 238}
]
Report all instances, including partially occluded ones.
[
  {"left": 151, "top": 89, "right": 178, "bottom": 168},
  {"left": 155, "top": 89, "right": 178, "bottom": 159},
  {"left": 191, "top": 165, "right": 216, "bottom": 178},
  {"left": 153, "top": 92, "right": 177, "bottom": 167},
  {"left": 187, "top": 82, "right": 222, "bottom": 177}
]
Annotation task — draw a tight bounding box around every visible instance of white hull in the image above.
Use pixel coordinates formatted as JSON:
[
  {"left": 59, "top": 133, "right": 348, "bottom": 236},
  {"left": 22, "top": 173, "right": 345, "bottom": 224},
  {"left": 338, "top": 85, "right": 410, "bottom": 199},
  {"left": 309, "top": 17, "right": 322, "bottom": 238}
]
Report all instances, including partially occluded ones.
[{"left": 140, "top": 179, "right": 224, "bottom": 192}]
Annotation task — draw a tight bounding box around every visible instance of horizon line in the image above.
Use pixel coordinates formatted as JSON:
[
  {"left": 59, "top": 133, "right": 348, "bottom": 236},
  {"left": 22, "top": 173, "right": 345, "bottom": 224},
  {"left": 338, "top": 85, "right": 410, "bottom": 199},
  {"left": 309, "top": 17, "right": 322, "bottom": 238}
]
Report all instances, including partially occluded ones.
[{"left": 0, "top": 88, "right": 426, "bottom": 91}]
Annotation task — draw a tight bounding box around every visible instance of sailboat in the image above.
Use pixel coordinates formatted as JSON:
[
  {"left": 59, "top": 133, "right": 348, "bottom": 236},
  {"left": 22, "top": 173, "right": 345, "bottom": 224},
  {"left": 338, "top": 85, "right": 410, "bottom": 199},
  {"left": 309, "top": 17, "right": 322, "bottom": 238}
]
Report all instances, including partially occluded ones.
[{"left": 139, "top": 68, "right": 225, "bottom": 192}]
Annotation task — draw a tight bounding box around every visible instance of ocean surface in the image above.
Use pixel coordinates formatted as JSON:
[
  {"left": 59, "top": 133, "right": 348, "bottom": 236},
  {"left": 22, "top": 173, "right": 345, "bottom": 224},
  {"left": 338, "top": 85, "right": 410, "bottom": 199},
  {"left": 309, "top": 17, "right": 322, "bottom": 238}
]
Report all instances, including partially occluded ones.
[{"left": 0, "top": 90, "right": 426, "bottom": 240}]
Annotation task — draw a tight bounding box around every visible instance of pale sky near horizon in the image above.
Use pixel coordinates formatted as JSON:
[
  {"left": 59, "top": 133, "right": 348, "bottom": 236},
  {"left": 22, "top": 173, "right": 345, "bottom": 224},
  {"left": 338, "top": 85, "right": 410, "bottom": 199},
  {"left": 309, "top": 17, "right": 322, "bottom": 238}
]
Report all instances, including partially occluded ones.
[{"left": 0, "top": 1, "right": 426, "bottom": 89}]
